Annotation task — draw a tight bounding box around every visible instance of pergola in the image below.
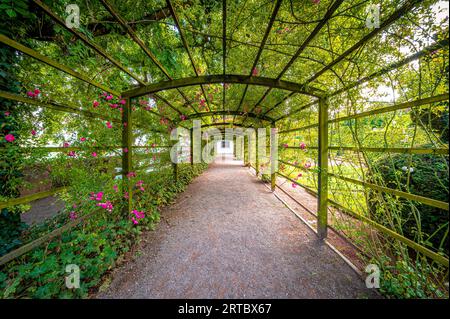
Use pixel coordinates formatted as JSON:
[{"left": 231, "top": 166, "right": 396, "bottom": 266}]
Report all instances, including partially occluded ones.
[{"left": 0, "top": 0, "right": 448, "bottom": 270}]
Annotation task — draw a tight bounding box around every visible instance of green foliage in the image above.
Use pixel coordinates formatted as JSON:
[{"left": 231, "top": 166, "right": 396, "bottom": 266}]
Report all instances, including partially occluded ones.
[
  {"left": 370, "top": 150, "right": 449, "bottom": 253},
  {"left": 377, "top": 256, "right": 447, "bottom": 299},
  {"left": 0, "top": 2, "right": 34, "bottom": 259},
  {"left": 0, "top": 207, "right": 28, "bottom": 256},
  {"left": 0, "top": 0, "right": 32, "bottom": 19},
  {"left": 0, "top": 163, "right": 208, "bottom": 299},
  {"left": 0, "top": 0, "right": 447, "bottom": 301}
]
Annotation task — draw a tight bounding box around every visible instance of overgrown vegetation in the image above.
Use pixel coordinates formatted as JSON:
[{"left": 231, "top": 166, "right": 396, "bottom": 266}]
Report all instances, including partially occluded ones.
[
  {"left": 0, "top": 163, "right": 207, "bottom": 298},
  {"left": 0, "top": 0, "right": 448, "bottom": 299}
]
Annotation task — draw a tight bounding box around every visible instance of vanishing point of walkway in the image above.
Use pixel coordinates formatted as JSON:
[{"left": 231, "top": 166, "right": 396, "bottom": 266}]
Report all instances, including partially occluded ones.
[{"left": 98, "top": 156, "right": 377, "bottom": 299}]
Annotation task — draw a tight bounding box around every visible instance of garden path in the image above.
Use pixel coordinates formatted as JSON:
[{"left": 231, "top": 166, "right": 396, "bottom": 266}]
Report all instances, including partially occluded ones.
[{"left": 98, "top": 156, "right": 377, "bottom": 299}]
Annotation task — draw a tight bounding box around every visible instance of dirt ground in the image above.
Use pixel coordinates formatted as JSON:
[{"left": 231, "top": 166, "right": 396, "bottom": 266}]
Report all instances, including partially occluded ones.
[{"left": 97, "top": 156, "right": 378, "bottom": 299}]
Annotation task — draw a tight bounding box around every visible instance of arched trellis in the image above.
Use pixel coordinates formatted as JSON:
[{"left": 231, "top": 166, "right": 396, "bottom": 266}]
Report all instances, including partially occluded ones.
[
  {"left": 122, "top": 74, "right": 324, "bottom": 99},
  {"left": 184, "top": 110, "right": 274, "bottom": 123},
  {"left": 0, "top": 0, "right": 448, "bottom": 272}
]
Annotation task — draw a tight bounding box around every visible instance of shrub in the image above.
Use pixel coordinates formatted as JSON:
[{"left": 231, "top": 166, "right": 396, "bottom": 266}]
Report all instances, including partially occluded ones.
[
  {"left": 0, "top": 163, "right": 208, "bottom": 298},
  {"left": 370, "top": 149, "right": 449, "bottom": 253}
]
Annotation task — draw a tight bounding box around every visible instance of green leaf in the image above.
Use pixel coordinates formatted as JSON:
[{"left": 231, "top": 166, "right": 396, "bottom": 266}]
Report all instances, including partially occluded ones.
[{"left": 5, "top": 9, "right": 16, "bottom": 17}]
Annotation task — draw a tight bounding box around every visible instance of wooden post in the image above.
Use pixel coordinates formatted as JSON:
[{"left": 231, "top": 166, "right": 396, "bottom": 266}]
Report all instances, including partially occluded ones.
[
  {"left": 122, "top": 97, "right": 132, "bottom": 215},
  {"left": 270, "top": 122, "right": 277, "bottom": 192},
  {"left": 317, "top": 97, "right": 329, "bottom": 239}
]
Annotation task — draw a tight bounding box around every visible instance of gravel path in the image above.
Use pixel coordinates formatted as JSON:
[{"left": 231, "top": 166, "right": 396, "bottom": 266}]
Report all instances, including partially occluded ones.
[{"left": 98, "top": 156, "right": 377, "bottom": 299}]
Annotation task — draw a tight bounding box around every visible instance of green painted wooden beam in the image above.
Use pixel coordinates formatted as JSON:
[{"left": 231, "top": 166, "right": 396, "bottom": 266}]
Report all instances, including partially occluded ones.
[
  {"left": 200, "top": 122, "right": 254, "bottom": 129},
  {"left": 328, "top": 173, "right": 449, "bottom": 211},
  {"left": 330, "top": 38, "right": 449, "bottom": 97},
  {"left": 327, "top": 199, "right": 449, "bottom": 267},
  {"left": 122, "top": 74, "right": 323, "bottom": 98},
  {"left": 153, "top": 94, "right": 183, "bottom": 115},
  {"left": 277, "top": 172, "right": 318, "bottom": 195},
  {"left": 0, "top": 187, "right": 67, "bottom": 210},
  {"left": 278, "top": 159, "right": 313, "bottom": 173},
  {"left": 185, "top": 110, "right": 273, "bottom": 123},
  {"left": 99, "top": 0, "right": 171, "bottom": 80},
  {"left": 330, "top": 93, "right": 449, "bottom": 123},
  {"left": 275, "top": 100, "right": 319, "bottom": 121},
  {"left": 166, "top": 0, "right": 212, "bottom": 115},
  {"left": 0, "top": 90, "right": 120, "bottom": 123},
  {"left": 0, "top": 209, "right": 98, "bottom": 266},
  {"left": 326, "top": 146, "right": 449, "bottom": 155},
  {"left": 263, "top": 92, "right": 296, "bottom": 116},
  {"left": 251, "top": 0, "right": 344, "bottom": 118},
  {"left": 234, "top": 0, "right": 283, "bottom": 115},
  {"left": 101, "top": 0, "right": 201, "bottom": 116},
  {"left": 317, "top": 97, "right": 329, "bottom": 239},
  {"left": 275, "top": 170, "right": 450, "bottom": 267},
  {"left": 222, "top": 0, "right": 227, "bottom": 118},
  {"left": 304, "top": 0, "right": 422, "bottom": 85},
  {"left": 15, "top": 146, "right": 121, "bottom": 153},
  {"left": 279, "top": 146, "right": 449, "bottom": 155},
  {"left": 0, "top": 34, "right": 119, "bottom": 96},
  {"left": 277, "top": 93, "right": 449, "bottom": 132},
  {"left": 31, "top": 0, "right": 146, "bottom": 86}
]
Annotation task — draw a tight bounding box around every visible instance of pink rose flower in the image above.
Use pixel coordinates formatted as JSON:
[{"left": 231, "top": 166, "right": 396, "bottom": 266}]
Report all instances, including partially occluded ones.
[
  {"left": 69, "top": 211, "right": 78, "bottom": 220},
  {"left": 5, "top": 134, "right": 15, "bottom": 142}
]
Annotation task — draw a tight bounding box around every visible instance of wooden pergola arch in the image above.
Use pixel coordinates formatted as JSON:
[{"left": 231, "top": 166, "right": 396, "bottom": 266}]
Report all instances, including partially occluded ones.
[
  {"left": 0, "top": 0, "right": 448, "bottom": 269},
  {"left": 122, "top": 74, "right": 324, "bottom": 99},
  {"left": 183, "top": 110, "right": 274, "bottom": 123}
]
